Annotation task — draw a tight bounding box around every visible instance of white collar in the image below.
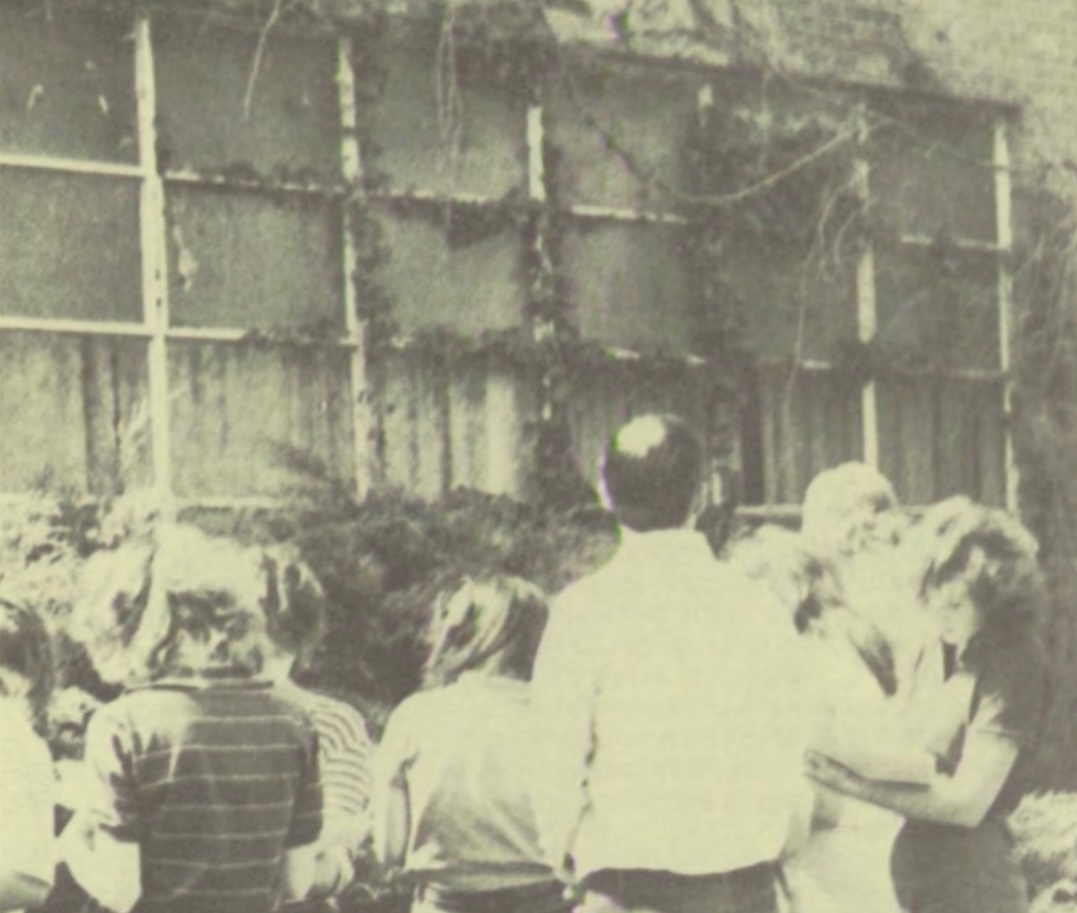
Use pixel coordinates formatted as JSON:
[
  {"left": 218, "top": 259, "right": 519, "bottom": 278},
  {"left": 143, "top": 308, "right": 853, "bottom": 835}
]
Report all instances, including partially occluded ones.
[{"left": 615, "top": 527, "right": 714, "bottom": 564}]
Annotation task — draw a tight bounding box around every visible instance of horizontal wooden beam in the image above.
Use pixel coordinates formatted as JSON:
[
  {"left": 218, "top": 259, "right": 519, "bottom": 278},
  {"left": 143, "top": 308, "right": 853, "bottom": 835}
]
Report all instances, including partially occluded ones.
[
  {"left": 892, "top": 233, "right": 1002, "bottom": 255},
  {"left": 164, "top": 169, "right": 346, "bottom": 197},
  {"left": 0, "top": 153, "right": 143, "bottom": 180},
  {"left": 0, "top": 316, "right": 152, "bottom": 337}
]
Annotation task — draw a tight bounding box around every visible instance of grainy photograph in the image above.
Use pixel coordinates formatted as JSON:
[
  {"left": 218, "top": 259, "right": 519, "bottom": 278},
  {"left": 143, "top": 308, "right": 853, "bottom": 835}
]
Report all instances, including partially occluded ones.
[{"left": 0, "top": 1, "right": 1076, "bottom": 913}]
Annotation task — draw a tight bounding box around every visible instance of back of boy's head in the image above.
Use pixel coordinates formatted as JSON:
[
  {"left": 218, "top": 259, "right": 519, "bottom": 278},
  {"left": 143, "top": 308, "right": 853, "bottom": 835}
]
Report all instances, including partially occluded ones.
[
  {"left": 423, "top": 575, "right": 549, "bottom": 687},
  {"left": 600, "top": 413, "right": 704, "bottom": 533},
  {"left": 0, "top": 597, "right": 53, "bottom": 729},
  {"left": 74, "top": 524, "right": 272, "bottom": 683}
]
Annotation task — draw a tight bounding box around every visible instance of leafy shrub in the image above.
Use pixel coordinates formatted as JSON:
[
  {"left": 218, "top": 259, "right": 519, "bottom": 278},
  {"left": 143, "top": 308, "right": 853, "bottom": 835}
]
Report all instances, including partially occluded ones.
[
  {"left": 1009, "top": 791, "right": 1077, "bottom": 900},
  {"left": 0, "top": 486, "right": 617, "bottom": 741}
]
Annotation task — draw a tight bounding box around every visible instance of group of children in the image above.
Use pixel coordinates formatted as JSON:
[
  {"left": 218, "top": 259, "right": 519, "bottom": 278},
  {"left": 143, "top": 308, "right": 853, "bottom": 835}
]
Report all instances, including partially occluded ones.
[
  {"left": 0, "top": 525, "right": 374, "bottom": 913},
  {"left": 0, "top": 423, "right": 1055, "bottom": 913}
]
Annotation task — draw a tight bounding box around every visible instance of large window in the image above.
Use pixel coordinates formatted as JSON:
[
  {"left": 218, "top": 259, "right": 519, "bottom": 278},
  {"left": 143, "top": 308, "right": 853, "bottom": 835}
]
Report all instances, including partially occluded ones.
[
  {"left": 0, "top": 4, "right": 1015, "bottom": 510},
  {"left": 0, "top": 5, "right": 359, "bottom": 503}
]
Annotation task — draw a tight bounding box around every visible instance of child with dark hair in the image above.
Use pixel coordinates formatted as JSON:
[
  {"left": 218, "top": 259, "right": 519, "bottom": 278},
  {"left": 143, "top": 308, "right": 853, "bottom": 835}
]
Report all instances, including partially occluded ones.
[
  {"left": 64, "top": 525, "right": 323, "bottom": 913},
  {"left": 371, "top": 576, "right": 568, "bottom": 913},
  {"left": 530, "top": 414, "right": 812, "bottom": 913},
  {"left": 258, "top": 544, "right": 375, "bottom": 903},
  {"left": 0, "top": 598, "right": 56, "bottom": 912}
]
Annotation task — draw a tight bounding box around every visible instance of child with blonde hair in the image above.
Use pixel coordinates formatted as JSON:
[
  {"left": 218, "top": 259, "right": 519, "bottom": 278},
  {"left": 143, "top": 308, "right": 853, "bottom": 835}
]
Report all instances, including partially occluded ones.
[{"left": 65, "top": 525, "right": 323, "bottom": 913}]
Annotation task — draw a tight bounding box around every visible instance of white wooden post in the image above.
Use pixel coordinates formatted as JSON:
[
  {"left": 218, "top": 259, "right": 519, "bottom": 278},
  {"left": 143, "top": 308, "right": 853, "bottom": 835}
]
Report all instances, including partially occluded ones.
[
  {"left": 854, "top": 118, "right": 879, "bottom": 469},
  {"left": 338, "top": 36, "right": 376, "bottom": 499},
  {"left": 135, "top": 14, "right": 176, "bottom": 516},
  {"left": 993, "top": 118, "right": 1018, "bottom": 512}
]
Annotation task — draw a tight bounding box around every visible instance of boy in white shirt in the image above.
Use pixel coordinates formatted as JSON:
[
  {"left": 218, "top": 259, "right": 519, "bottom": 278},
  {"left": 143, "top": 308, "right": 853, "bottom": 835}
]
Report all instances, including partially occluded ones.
[{"left": 528, "top": 414, "right": 814, "bottom": 913}]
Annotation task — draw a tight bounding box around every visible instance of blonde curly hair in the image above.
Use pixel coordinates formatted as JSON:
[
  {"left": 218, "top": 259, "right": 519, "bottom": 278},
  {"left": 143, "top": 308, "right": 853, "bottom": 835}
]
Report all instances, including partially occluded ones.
[{"left": 71, "top": 525, "right": 278, "bottom": 684}]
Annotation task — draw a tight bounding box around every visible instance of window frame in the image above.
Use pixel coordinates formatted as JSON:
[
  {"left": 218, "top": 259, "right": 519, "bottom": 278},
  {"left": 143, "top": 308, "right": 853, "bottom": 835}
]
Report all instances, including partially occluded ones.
[
  {"left": 0, "top": 11, "right": 370, "bottom": 506},
  {"left": 0, "top": 7, "right": 1018, "bottom": 512}
]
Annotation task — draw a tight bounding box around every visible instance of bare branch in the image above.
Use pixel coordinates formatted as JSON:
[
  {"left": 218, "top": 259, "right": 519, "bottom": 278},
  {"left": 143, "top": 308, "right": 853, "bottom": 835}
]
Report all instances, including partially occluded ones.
[{"left": 243, "top": 0, "right": 286, "bottom": 122}]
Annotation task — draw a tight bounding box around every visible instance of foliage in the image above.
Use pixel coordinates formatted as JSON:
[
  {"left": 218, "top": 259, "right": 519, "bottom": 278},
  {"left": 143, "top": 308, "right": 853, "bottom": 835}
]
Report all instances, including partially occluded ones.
[
  {"left": 1009, "top": 791, "right": 1077, "bottom": 902},
  {"left": 1008, "top": 179, "right": 1077, "bottom": 790},
  {"left": 17, "top": 0, "right": 1077, "bottom": 792},
  {"left": 199, "top": 484, "right": 616, "bottom": 727},
  {"left": 1, "top": 483, "right": 615, "bottom": 740}
]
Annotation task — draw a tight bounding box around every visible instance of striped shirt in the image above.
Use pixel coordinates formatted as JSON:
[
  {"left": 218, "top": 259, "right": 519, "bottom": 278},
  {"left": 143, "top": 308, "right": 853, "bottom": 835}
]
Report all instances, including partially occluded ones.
[
  {"left": 279, "top": 686, "right": 373, "bottom": 854},
  {"left": 81, "top": 674, "right": 322, "bottom": 913}
]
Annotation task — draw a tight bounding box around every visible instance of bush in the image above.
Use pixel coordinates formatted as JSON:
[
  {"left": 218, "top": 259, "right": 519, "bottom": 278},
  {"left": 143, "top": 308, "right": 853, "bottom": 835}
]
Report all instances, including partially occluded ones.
[
  {"left": 0, "top": 486, "right": 617, "bottom": 741},
  {"left": 187, "top": 487, "right": 618, "bottom": 729},
  {"left": 1009, "top": 791, "right": 1077, "bottom": 901}
]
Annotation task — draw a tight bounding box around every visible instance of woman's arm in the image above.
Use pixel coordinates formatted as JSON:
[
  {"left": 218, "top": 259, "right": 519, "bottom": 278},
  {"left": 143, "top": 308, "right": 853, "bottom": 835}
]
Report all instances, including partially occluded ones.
[
  {"left": 807, "top": 729, "right": 1020, "bottom": 829},
  {"left": 371, "top": 775, "right": 410, "bottom": 874}
]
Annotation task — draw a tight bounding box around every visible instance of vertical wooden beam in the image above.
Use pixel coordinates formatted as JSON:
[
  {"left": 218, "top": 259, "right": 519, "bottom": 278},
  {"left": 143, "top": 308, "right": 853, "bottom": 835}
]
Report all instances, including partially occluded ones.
[
  {"left": 527, "top": 105, "right": 546, "bottom": 205},
  {"left": 135, "top": 13, "right": 175, "bottom": 515},
  {"left": 338, "top": 36, "right": 376, "bottom": 500},
  {"left": 697, "top": 81, "right": 726, "bottom": 506},
  {"left": 994, "top": 118, "right": 1019, "bottom": 512},
  {"left": 854, "top": 121, "right": 880, "bottom": 469},
  {"left": 526, "top": 95, "right": 555, "bottom": 413}
]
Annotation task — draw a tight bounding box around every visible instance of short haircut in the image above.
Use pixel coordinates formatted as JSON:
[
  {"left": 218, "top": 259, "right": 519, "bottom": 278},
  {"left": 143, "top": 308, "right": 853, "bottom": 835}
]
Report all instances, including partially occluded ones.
[
  {"left": 0, "top": 598, "right": 53, "bottom": 730},
  {"left": 423, "top": 575, "right": 549, "bottom": 687},
  {"left": 600, "top": 413, "right": 704, "bottom": 532}
]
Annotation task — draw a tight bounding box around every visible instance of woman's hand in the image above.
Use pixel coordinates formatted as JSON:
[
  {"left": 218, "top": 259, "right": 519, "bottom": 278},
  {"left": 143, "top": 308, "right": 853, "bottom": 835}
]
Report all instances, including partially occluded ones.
[{"left": 805, "top": 751, "right": 867, "bottom": 798}]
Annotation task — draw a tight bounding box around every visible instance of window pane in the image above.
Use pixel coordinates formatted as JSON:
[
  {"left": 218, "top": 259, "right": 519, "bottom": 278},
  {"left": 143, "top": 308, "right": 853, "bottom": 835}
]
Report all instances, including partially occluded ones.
[
  {"left": 562, "top": 220, "right": 701, "bottom": 354},
  {"left": 0, "top": 169, "right": 142, "bottom": 322},
  {"left": 744, "top": 366, "right": 862, "bottom": 505},
  {"left": 0, "top": 333, "right": 151, "bottom": 493},
  {"left": 869, "top": 102, "right": 995, "bottom": 243},
  {"left": 375, "top": 350, "right": 537, "bottom": 499},
  {"left": 153, "top": 16, "right": 339, "bottom": 180},
  {"left": 367, "top": 41, "right": 526, "bottom": 198},
  {"left": 372, "top": 203, "right": 524, "bottom": 336},
  {"left": 877, "top": 375, "right": 1006, "bottom": 506},
  {"left": 874, "top": 244, "right": 999, "bottom": 372},
  {"left": 166, "top": 186, "right": 343, "bottom": 331},
  {"left": 716, "top": 234, "right": 857, "bottom": 362},
  {"left": 566, "top": 361, "right": 712, "bottom": 488},
  {"left": 0, "top": 6, "right": 138, "bottom": 162},
  {"left": 168, "top": 341, "right": 355, "bottom": 497},
  {"left": 547, "top": 66, "right": 702, "bottom": 211}
]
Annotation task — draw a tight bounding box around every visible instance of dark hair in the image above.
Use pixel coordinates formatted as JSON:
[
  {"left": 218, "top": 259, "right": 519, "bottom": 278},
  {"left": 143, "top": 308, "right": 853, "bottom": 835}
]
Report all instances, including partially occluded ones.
[
  {"left": 423, "top": 576, "right": 549, "bottom": 687},
  {"left": 601, "top": 414, "right": 704, "bottom": 532},
  {"left": 259, "top": 545, "right": 328, "bottom": 672},
  {"left": 920, "top": 504, "right": 1045, "bottom": 635},
  {"left": 0, "top": 598, "right": 54, "bottom": 731}
]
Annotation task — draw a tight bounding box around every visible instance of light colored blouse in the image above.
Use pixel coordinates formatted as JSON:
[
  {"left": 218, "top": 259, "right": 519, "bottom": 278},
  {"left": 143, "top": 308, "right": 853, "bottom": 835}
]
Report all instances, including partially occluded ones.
[
  {"left": 0, "top": 699, "right": 55, "bottom": 909},
  {"left": 372, "top": 674, "right": 555, "bottom": 892}
]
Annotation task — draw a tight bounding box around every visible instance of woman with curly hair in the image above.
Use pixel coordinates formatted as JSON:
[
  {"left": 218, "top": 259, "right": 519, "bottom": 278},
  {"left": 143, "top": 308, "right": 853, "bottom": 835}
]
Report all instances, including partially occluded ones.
[{"left": 809, "top": 503, "right": 1052, "bottom": 913}]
